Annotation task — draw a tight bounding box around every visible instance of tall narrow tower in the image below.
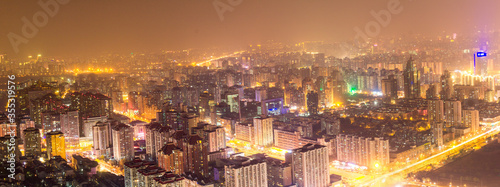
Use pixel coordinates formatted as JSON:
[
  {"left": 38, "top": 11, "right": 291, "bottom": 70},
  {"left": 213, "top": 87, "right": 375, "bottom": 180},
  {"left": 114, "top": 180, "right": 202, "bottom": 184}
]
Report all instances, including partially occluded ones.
[{"left": 404, "top": 57, "right": 420, "bottom": 99}]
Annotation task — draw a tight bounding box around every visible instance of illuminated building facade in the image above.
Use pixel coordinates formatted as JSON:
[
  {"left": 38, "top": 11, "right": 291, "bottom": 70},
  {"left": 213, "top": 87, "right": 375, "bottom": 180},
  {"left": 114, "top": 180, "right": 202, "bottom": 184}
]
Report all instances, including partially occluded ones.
[
  {"left": 403, "top": 57, "right": 420, "bottom": 99},
  {"left": 336, "top": 135, "right": 389, "bottom": 169},
  {"left": 428, "top": 99, "right": 444, "bottom": 147},
  {"left": 253, "top": 117, "right": 274, "bottom": 147},
  {"left": 157, "top": 143, "right": 184, "bottom": 175},
  {"left": 462, "top": 109, "right": 480, "bottom": 134},
  {"left": 444, "top": 100, "right": 462, "bottom": 129},
  {"left": 46, "top": 131, "right": 66, "bottom": 159},
  {"left": 223, "top": 155, "right": 268, "bottom": 187},
  {"left": 23, "top": 127, "right": 41, "bottom": 157},
  {"left": 92, "top": 122, "right": 111, "bottom": 157},
  {"left": 291, "top": 144, "right": 329, "bottom": 187},
  {"left": 112, "top": 123, "right": 135, "bottom": 161}
]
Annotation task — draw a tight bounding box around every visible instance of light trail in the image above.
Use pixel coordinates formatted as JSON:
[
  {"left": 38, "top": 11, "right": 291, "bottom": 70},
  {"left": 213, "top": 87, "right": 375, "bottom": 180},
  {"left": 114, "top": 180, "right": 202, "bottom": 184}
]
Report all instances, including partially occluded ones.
[
  {"left": 196, "top": 51, "right": 245, "bottom": 66},
  {"left": 362, "top": 125, "right": 500, "bottom": 186}
]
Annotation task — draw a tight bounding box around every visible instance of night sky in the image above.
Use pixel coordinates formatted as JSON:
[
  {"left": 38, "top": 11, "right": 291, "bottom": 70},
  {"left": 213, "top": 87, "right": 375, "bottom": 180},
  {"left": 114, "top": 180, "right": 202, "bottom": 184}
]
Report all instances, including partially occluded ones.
[{"left": 0, "top": 0, "right": 499, "bottom": 57}]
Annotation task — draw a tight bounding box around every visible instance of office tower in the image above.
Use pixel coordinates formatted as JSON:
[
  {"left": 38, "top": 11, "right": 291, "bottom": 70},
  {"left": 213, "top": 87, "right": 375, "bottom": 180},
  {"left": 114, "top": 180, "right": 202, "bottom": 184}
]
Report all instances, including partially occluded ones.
[
  {"left": 253, "top": 116, "right": 273, "bottom": 147},
  {"left": 444, "top": 100, "right": 462, "bottom": 129},
  {"left": 306, "top": 91, "right": 319, "bottom": 115},
  {"left": 23, "top": 127, "right": 41, "bottom": 157},
  {"left": 46, "top": 131, "right": 66, "bottom": 159},
  {"left": 440, "top": 70, "right": 454, "bottom": 100},
  {"left": 266, "top": 157, "right": 293, "bottom": 187},
  {"left": 112, "top": 123, "right": 135, "bottom": 161},
  {"left": 428, "top": 99, "right": 444, "bottom": 147},
  {"left": 93, "top": 122, "right": 111, "bottom": 157},
  {"left": 157, "top": 143, "right": 184, "bottom": 175},
  {"left": 292, "top": 144, "right": 329, "bottom": 187},
  {"left": 381, "top": 75, "right": 398, "bottom": 103},
  {"left": 475, "top": 52, "right": 488, "bottom": 76},
  {"left": 463, "top": 109, "right": 480, "bottom": 134},
  {"left": 403, "top": 57, "right": 420, "bottom": 99},
  {"left": 223, "top": 155, "right": 268, "bottom": 187}
]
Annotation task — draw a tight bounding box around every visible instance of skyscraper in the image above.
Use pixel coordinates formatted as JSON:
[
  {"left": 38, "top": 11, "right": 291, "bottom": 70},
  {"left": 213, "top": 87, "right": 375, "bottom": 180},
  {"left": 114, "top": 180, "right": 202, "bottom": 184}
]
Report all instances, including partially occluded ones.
[
  {"left": 440, "top": 70, "right": 454, "bottom": 100},
  {"left": 381, "top": 74, "right": 398, "bottom": 103},
  {"left": 404, "top": 57, "right": 420, "bottom": 99},
  {"left": 46, "top": 131, "right": 66, "bottom": 159},
  {"left": 292, "top": 144, "right": 329, "bottom": 187}
]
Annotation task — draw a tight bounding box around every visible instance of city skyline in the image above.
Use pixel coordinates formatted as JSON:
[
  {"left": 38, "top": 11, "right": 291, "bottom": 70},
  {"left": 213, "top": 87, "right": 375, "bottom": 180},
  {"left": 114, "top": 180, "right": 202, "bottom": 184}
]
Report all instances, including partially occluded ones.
[{"left": 2, "top": 1, "right": 500, "bottom": 187}]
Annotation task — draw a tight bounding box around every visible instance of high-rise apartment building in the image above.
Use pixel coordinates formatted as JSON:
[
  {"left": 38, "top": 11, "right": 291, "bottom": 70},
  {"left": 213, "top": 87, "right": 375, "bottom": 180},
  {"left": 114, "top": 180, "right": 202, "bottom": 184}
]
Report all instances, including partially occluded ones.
[
  {"left": 291, "top": 144, "right": 329, "bottom": 187},
  {"left": 462, "top": 109, "right": 480, "bottom": 134},
  {"left": 46, "top": 131, "right": 66, "bottom": 159},
  {"left": 157, "top": 142, "right": 184, "bottom": 175},
  {"left": 253, "top": 117, "right": 273, "bottom": 147},
  {"left": 223, "top": 155, "right": 268, "bottom": 187},
  {"left": 112, "top": 123, "right": 135, "bottom": 161},
  {"left": 306, "top": 91, "right": 319, "bottom": 115},
  {"left": 23, "top": 127, "right": 41, "bottom": 157},
  {"left": 428, "top": 99, "right": 444, "bottom": 147},
  {"left": 336, "top": 135, "right": 390, "bottom": 169},
  {"left": 93, "top": 122, "right": 111, "bottom": 157},
  {"left": 444, "top": 100, "right": 462, "bottom": 129}
]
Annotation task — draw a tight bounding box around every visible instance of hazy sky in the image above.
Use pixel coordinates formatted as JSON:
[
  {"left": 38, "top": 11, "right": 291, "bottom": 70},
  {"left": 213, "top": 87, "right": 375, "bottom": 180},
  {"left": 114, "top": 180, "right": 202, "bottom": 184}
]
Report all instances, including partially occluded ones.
[{"left": 0, "top": 0, "right": 499, "bottom": 57}]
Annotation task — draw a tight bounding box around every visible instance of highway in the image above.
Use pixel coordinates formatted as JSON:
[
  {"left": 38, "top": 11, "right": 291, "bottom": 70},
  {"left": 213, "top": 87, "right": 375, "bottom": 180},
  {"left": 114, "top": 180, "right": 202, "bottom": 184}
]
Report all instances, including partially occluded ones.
[
  {"left": 195, "top": 51, "right": 246, "bottom": 66},
  {"left": 360, "top": 124, "right": 500, "bottom": 186}
]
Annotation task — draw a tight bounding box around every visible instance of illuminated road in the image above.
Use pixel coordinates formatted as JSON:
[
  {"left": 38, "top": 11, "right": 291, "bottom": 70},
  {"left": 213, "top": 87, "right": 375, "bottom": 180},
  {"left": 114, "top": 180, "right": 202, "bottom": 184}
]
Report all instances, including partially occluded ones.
[
  {"left": 114, "top": 110, "right": 152, "bottom": 123},
  {"left": 96, "top": 158, "right": 123, "bottom": 176},
  {"left": 227, "top": 139, "right": 288, "bottom": 160},
  {"left": 195, "top": 51, "right": 245, "bottom": 66},
  {"left": 361, "top": 124, "right": 500, "bottom": 186}
]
